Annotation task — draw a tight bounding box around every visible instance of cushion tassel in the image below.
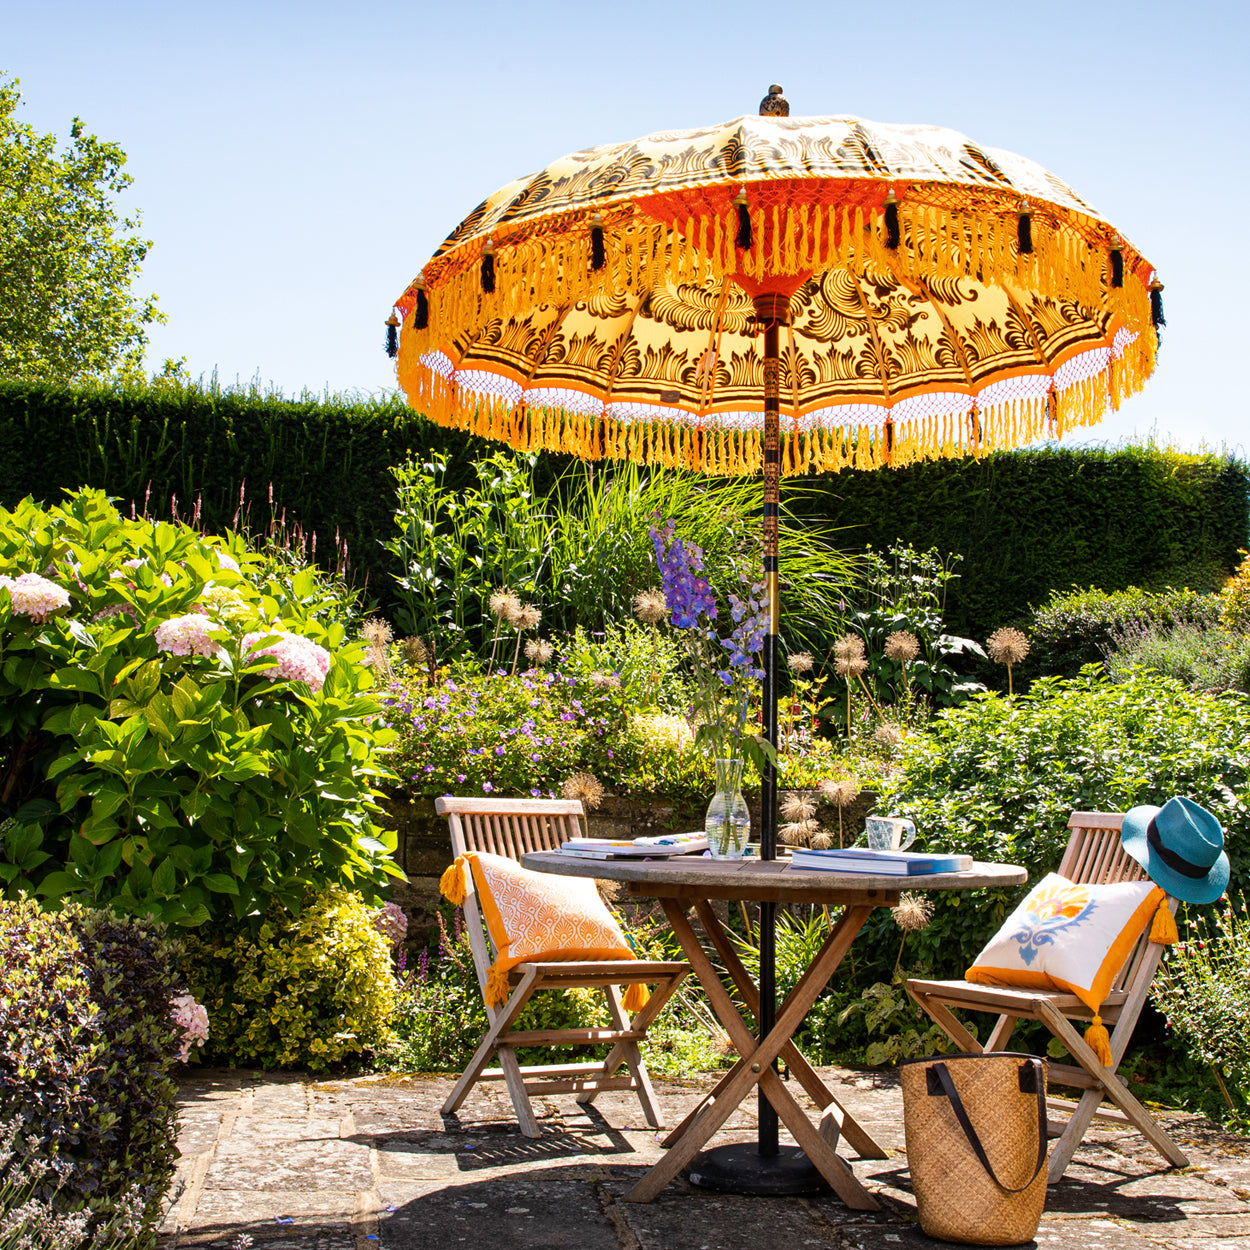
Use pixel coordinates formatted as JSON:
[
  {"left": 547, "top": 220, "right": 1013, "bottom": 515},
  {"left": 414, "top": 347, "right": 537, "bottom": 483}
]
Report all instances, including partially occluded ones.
[
  {"left": 623, "top": 982, "right": 650, "bottom": 1014},
  {"left": 590, "top": 213, "right": 606, "bottom": 271},
  {"left": 1017, "top": 203, "right": 1033, "bottom": 255},
  {"left": 1150, "top": 897, "right": 1179, "bottom": 945},
  {"left": 1084, "top": 1015, "right": 1113, "bottom": 1067},
  {"left": 485, "top": 963, "right": 510, "bottom": 1008},
  {"left": 884, "top": 188, "right": 900, "bottom": 250},
  {"left": 734, "top": 187, "right": 752, "bottom": 250},
  {"left": 385, "top": 315, "right": 399, "bottom": 359},
  {"left": 439, "top": 857, "right": 467, "bottom": 907}
]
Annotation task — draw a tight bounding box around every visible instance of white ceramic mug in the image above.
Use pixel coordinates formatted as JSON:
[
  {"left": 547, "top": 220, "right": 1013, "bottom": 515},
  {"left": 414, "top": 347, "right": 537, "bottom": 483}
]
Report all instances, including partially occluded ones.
[{"left": 865, "top": 816, "right": 916, "bottom": 852}]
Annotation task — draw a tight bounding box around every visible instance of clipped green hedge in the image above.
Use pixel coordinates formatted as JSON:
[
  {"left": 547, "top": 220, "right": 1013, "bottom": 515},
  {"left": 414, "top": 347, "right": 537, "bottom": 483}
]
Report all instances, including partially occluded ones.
[
  {"left": 0, "top": 377, "right": 506, "bottom": 602},
  {"left": 803, "top": 445, "right": 1249, "bottom": 635},
  {"left": 3, "top": 381, "right": 1246, "bottom": 634}
]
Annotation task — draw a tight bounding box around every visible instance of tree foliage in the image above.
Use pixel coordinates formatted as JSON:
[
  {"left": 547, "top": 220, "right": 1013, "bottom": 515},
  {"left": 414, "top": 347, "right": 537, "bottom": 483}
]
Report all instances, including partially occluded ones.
[{"left": 0, "top": 74, "right": 162, "bottom": 381}]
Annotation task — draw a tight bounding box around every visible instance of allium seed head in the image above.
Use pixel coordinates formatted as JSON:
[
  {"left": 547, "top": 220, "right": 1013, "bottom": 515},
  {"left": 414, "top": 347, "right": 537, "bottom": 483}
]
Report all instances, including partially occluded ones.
[
  {"left": 884, "top": 630, "right": 920, "bottom": 663},
  {"left": 987, "top": 626, "right": 1030, "bottom": 666},
  {"left": 490, "top": 588, "right": 522, "bottom": 621},
  {"left": 891, "top": 892, "right": 935, "bottom": 932},
  {"left": 633, "top": 588, "right": 669, "bottom": 626},
  {"left": 833, "top": 633, "right": 868, "bottom": 677},
  {"left": 780, "top": 791, "right": 818, "bottom": 822},
  {"left": 515, "top": 604, "right": 542, "bottom": 631},
  {"left": 786, "top": 650, "right": 815, "bottom": 675},
  {"left": 819, "top": 776, "right": 862, "bottom": 807},
  {"left": 524, "top": 638, "right": 554, "bottom": 666},
  {"left": 562, "top": 771, "right": 605, "bottom": 810}
]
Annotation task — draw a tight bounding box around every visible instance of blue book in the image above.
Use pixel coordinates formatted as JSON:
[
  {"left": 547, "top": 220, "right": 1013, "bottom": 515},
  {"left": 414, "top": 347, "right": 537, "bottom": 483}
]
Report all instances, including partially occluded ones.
[{"left": 788, "top": 848, "right": 972, "bottom": 875}]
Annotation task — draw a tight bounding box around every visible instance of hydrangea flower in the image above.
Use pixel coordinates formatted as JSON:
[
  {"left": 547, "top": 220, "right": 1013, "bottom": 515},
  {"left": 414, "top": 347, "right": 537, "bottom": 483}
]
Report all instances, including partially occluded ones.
[
  {"left": 155, "top": 613, "right": 223, "bottom": 658},
  {"left": 373, "top": 901, "right": 408, "bottom": 948},
  {"left": 0, "top": 572, "right": 71, "bottom": 622},
  {"left": 170, "top": 993, "right": 210, "bottom": 1063},
  {"left": 242, "top": 630, "right": 332, "bottom": 692}
]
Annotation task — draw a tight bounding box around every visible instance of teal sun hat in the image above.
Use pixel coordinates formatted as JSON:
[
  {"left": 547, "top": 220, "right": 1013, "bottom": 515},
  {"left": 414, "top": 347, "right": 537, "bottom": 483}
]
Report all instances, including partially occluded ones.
[{"left": 1120, "top": 796, "right": 1230, "bottom": 905}]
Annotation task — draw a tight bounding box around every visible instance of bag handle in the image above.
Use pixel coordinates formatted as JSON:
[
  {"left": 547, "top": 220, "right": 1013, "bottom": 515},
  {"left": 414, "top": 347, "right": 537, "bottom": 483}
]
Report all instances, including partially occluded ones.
[{"left": 929, "top": 1058, "right": 1048, "bottom": 1193}]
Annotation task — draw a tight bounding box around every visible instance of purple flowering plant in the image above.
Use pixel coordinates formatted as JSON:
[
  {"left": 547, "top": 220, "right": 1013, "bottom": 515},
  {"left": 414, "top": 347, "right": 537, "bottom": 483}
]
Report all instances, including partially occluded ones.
[
  {"left": 650, "top": 521, "right": 774, "bottom": 772},
  {"left": 382, "top": 665, "right": 625, "bottom": 797}
]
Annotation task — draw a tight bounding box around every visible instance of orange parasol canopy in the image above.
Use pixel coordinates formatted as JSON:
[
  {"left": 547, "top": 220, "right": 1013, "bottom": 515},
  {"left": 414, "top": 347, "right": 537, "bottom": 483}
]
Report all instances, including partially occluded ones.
[{"left": 392, "top": 103, "right": 1161, "bottom": 476}]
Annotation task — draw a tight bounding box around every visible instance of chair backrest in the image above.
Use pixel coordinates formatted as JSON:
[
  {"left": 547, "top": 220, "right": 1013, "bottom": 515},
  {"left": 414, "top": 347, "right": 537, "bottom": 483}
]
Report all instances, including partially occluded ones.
[
  {"left": 1057, "top": 811, "right": 1170, "bottom": 996},
  {"left": 434, "top": 796, "right": 587, "bottom": 861}
]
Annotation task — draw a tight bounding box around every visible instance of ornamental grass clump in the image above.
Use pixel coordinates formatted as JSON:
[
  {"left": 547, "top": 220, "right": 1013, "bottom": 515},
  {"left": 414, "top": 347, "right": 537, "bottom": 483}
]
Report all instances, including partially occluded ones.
[{"left": 0, "top": 488, "right": 400, "bottom": 928}]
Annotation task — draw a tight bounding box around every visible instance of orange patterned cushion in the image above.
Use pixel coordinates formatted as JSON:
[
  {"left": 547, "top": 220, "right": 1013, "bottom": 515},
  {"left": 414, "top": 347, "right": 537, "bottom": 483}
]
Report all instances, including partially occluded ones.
[{"left": 440, "top": 851, "right": 637, "bottom": 1005}]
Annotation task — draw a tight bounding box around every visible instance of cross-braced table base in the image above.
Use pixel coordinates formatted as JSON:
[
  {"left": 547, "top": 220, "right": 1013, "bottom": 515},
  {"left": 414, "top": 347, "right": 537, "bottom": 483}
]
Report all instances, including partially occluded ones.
[{"left": 623, "top": 898, "right": 888, "bottom": 1208}]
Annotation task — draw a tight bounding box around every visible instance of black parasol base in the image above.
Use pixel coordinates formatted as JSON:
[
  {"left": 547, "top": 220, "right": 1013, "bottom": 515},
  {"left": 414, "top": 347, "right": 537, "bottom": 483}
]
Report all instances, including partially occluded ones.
[{"left": 685, "top": 1143, "right": 828, "bottom": 1196}]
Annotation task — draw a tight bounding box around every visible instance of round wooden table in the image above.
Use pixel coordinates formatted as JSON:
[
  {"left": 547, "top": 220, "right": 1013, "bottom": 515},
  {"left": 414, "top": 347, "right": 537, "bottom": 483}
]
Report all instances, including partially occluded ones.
[{"left": 521, "top": 851, "right": 1027, "bottom": 1206}]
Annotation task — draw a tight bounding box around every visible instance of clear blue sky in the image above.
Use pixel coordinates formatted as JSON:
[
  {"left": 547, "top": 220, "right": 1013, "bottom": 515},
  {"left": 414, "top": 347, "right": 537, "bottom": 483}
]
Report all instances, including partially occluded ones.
[{"left": 4, "top": 0, "right": 1247, "bottom": 456}]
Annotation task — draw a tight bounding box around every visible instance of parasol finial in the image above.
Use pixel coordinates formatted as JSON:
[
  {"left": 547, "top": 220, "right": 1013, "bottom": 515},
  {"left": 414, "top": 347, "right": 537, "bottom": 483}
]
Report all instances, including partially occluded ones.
[{"left": 759, "top": 85, "right": 789, "bottom": 116}]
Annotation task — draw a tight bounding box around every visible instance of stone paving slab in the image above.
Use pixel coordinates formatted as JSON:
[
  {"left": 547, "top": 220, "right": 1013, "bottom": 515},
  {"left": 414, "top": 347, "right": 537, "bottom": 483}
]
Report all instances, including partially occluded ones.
[{"left": 158, "top": 1066, "right": 1250, "bottom": 1249}]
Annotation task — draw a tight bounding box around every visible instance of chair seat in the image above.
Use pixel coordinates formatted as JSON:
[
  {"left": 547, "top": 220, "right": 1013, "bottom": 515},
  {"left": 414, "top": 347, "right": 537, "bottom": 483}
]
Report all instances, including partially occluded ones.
[
  {"left": 907, "top": 977, "right": 1129, "bottom": 1024},
  {"left": 903, "top": 811, "right": 1190, "bottom": 1183},
  {"left": 509, "top": 959, "right": 687, "bottom": 983}
]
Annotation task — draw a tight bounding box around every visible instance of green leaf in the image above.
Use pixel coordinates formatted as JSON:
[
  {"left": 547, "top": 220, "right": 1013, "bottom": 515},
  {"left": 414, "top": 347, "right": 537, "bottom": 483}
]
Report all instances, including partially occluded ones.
[
  {"left": 202, "top": 873, "right": 239, "bottom": 895},
  {"left": 151, "top": 856, "right": 177, "bottom": 898}
]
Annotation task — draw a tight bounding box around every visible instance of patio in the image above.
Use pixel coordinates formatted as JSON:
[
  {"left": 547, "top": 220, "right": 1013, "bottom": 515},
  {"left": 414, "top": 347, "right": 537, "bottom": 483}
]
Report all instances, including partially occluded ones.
[{"left": 159, "top": 1066, "right": 1250, "bottom": 1249}]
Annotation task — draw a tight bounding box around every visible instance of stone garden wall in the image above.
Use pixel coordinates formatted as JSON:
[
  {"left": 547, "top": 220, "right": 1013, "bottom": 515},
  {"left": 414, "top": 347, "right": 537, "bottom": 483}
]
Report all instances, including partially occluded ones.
[{"left": 379, "top": 788, "right": 880, "bottom": 944}]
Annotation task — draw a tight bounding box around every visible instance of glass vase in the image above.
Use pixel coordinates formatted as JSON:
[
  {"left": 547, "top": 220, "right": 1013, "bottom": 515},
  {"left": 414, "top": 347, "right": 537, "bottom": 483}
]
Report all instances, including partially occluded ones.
[{"left": 705, "top": 757, "right": 751, "bottom": 860}]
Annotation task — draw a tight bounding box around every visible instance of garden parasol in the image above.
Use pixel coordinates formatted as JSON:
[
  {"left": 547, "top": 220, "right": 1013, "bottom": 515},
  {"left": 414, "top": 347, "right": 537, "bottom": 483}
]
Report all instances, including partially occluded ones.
[{"left": 388, "top": 86, "right": 1162, "bottom": 1193}]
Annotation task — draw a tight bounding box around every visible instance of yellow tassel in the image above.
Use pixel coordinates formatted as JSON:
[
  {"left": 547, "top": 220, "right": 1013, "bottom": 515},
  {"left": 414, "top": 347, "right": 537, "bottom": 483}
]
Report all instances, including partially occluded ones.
[
  {"left": 1150, "top": 897, "right": 1179, "bottom": 945},
  {"left": 623, "top": 981, "right": 650, "bottom": 1014},
  {"left": 485, "top": 964, "right": 511, "bottom": 1007},
  {"left": 1084, "top": 1014, "right": 1113, "bottom": 1068},
  {"left": 439, "top": 858, "right": 467, "bottom": 907}
]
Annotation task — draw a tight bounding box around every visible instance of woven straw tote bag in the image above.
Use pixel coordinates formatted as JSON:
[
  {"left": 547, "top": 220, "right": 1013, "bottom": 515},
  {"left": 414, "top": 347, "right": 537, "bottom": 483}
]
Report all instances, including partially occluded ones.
[{"left": 900, "top": 1053, "right": 1048, "bottom": 1245}]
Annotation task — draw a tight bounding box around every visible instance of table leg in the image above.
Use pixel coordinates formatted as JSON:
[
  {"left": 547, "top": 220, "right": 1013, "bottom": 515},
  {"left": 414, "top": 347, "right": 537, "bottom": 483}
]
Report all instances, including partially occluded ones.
[
  {"left": 693, "top": 900, "right": 889, "bottom": 1160},
  {"left": 625, "top": 901, "right": 879, "bottom": 1209}
]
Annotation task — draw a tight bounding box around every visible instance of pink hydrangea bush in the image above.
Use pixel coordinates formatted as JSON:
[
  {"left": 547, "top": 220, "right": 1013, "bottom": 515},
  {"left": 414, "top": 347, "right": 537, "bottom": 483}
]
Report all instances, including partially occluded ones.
[{"left": 0, "top": 488, "right": 400, "bottom": 930}]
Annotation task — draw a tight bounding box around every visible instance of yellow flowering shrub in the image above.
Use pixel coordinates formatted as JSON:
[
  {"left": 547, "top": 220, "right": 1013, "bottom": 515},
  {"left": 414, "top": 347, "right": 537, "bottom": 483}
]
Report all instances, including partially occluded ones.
[
  {"left": 182, "top": 886, "right": 396, "bottom": 1071},
  {"left": 1219, "top": 550, "right": 1250, "bottom": 633}
]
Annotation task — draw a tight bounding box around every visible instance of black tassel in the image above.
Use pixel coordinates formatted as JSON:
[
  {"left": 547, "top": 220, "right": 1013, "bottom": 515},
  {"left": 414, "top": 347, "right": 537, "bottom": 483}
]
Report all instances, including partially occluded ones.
[
  {"left": 385, "top": 316, "right": 398, "bottom": 359},
  {"left": 1110, "top": 246, "right": 1124, "bottom": 288},
  {"left": 591, "top": 215, "right": 605, "bottom": 270},
  {"left": 480, "top": 246, "right": 495, "bottom": 294},
  {"left": 1151, "top": 280, "right": 1166, "bottom": 331},
  {"left": 884, "top": 192, "right": 900, "bottom": 249},
  {"left": 735, "top": 190, "right": 752, "bottom": 250},
  {"left": 1017, "top": 210, "right": 1033, "bottom": 254},
  {"left": 415, "top": 286, "right": 429, "bottom": 331}
]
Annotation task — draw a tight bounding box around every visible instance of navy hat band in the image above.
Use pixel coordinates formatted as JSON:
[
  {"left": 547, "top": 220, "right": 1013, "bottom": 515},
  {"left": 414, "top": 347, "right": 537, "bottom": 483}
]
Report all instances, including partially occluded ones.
[{"left": 1146, "top": 818, "right": 1210, "bottom": 880}]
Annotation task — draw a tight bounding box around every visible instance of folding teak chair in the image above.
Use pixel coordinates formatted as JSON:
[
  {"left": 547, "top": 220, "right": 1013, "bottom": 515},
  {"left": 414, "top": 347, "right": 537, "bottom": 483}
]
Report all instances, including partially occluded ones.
[
  {"left": 434, "top": 796, "right": 689, "bottom": 1137},
  {"left": 906, "top": 811, "right": 1189, "bottom": 1181}
]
